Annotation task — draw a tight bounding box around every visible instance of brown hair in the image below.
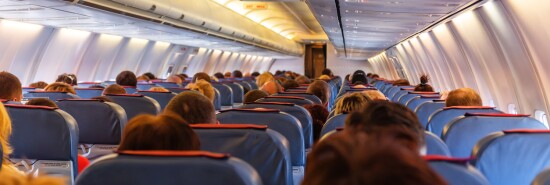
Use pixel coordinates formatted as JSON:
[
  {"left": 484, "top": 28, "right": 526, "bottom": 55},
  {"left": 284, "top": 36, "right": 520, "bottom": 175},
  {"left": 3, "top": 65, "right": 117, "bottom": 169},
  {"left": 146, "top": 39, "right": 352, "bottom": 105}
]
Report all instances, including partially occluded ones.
[
  {"left": 44, "top": 82, "right": 76, "bottom": 94},
  {"left": 415, "top": 75, "right": 434, "bottom": 92},
  {"left": 103, "top": 84, "right": 126, "bottom": 95},
  {"left": 186, "top": 80, "right": 215, "bottom": 103},
  {"left": 29, "top": 81, "right": 48, "bottom": 89},
  {"left": 282, "top": 79, "right": 299, "bottom": 90},
  {"left": 56, "top": 73, "right": 76, "bottom": 86},
  {"left": 193, "top": 72, "right": 211, "bottom": 83},
  {"left": 260, "top": 80, "right": 282, "bottom": 95},
  {"left": 445, "top": 88, "right": 482, "bottom": 107},
  {"left": 306, "top": 80, "right": 330, "bottom": 106},
  {"left": 303, "top": 104, "right": 329, "bottom": 142},
  {"left": 164, "top": 91, "right": 216, "bottom": 124},
  {"left": 116, "top": 71, "right": 137, "bottom": 87},
  {"left": 148, "top": 87, "right": 170, "bottom": 92},
  {"left": 118, "top": 113, "right": 200, "bottom": 151},
  {"left": 334, "top": 92, "right": 372, "bottom": 115},
  {"left": 393, "top": 79, "right": 411, "bottom": 86},
  {"left": 0, "top": 72, "right": 22, "bottom": 101},
  {"left": 244, "top": 90, "right": 268, "bottom": 103},
  {"left": 295, "top": 76, "right": 311, "bottom": 84},
  {"left": 25, "top": 98, "right": 58, "bottom": 108}
]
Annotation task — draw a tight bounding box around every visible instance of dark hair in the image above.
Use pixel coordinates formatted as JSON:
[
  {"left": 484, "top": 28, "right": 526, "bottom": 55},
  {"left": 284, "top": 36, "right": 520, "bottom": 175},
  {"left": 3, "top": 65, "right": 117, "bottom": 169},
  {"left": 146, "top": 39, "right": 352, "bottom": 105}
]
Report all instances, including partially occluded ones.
[
  {"left": 367, "top": 73, "right": 373, "bottom": 78},
  {"left": 103, "top": 84, "right": 126, "bottom": 95},
  {"left": 351, "top": 73, "right": 368, "bottom": 85},
  {"left": 371, "top": 74, "right": 380, "bottom": 79},
  {"left": 164, "top": 91, "right": 216, "bottom": 124},
  {"left": 142, "top": 72, "right": 156, "bottom": 80},
  {"left": 56, "top": 73, "right": 76, "bottom": 86},
  {"left": 192, "top": 72, "right": 211, "bottom": 83},
  {"left": 303, "top": 104, "right": 329, "bottom": 142},
  {"left": 415, "top": 75, "right": 434, "bottom": 92},
  {"left": 233, "top": 70, "right": 243, "bottom": 78},
  {"left": 244, "top": 90, "right": 268, "bottom": 103},
  {"left": 88, "top": 85, "right": 105, "bottom": 89},
  {"left": 177, "top": 74, "right": 188, "bottom": 80},
  {"left": 251, "top": 72, "right": 260, "bottom": 77},
  {"left": 393, "top": 79, "right": 410, "bottom": 86},
  {"left": 0, "top": 72, "right": 22, "bottom": 101},
  {"left": 29, "top": 81, "right": 48, "bottom": 89},
  {"left": 25, "top": 98, "right": 58, "bottom": 108},
  {"left": 321, "top": 69, "right": 333, "bottom": 77},
  {"left": 213, "top": 72, "right": 224, "bottom": 79},
  {"left": 295, "top": 76, "right": 311, "bottom": 84},
  {"left": 116, "top": 71, "right": 137, "bottom": 87},
  {"left": 118, "top": 113, "right": 200, "bottom": 151},
  {"left": 282, "top": 79, "right": 300, "bottom": 90},
  {"left": 307, "top": 80, "right": 330, "bottom": 105}
]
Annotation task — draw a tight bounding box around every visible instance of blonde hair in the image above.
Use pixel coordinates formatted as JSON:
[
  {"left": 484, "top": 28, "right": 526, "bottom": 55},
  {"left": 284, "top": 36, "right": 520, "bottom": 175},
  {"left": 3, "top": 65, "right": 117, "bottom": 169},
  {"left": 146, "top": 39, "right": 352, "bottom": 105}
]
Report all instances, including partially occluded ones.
[
  {"left": 0, "top": 168, "right": 65, "bottom": 185},
  {"left": 363, "top": 90, "right": 386, "bottom": 101},
  {"left": 0, "top": 104, "right": 12, "bottom": 165},
  {"left": 187, "top": 80, "right": 215, "bottom": 102},
  {"left": 319, "top": 75, "right": 331, "bottom": 80},
  {"left": 445, "top": 88, "right": 482, "bottom": 107},
  {"left": 44, "top": 82, "right": 76, "bottom": 94},
  {"left": 256, "top": 72, "right": 275, "bottom": 88},
  {"left": 334, "top": 92, "right": 371, "bottom": 115},
  {"left": 149, "top": 87, "right": 170, "bottom": 92}
]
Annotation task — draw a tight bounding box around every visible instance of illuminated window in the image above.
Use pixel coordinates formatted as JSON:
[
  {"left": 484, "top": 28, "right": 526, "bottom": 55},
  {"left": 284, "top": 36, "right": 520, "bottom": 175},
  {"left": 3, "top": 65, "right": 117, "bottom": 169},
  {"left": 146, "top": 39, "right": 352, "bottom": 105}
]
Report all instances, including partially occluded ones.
[{"left": 535, "top": 110, "right": 549, "bottom": 128}]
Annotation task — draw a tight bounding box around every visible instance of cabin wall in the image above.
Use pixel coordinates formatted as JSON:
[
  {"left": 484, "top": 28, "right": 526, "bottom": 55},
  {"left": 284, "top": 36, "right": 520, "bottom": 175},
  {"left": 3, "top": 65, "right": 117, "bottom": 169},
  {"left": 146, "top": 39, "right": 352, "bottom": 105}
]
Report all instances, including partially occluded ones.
[
  {"left": 326, "top": 43, "right": 373, "bottom": 78},
  {"left": 376, "top": 0, "right": 550, "bottom": 122}
]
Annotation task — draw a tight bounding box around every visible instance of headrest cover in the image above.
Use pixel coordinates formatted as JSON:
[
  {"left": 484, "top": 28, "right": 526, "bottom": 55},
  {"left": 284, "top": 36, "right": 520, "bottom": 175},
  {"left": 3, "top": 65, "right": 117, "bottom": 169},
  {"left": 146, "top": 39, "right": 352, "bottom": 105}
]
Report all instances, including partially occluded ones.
[
  {"left": 401, "top": 87, "right": 415, "bottom": 90},
  {"left": 75, "top": 88, "right": 104, "bottom": 90},
  {"left": 219, "top": 108, "right": 280, "bottom": 113},
  {"left": 105, "top": 94, "right": 144, "bottom": 97},
  {"left": 28, "top": 91, "right": 68, "bottom": 94},
  {"left": 137, "top": 91, "right": 172, "bottom": 93},
  {"left": 79, "top": 82, "right": 100, "bottom": 84},
  {"left": 57, "top": 99, "right": 102, "bottom": 102},
  {"left": 423, "top": 155, "right": 474, "bottom": 164},
  {"left": 191, "top": 124, "right": 268, "bottom": 130},
  {"left": 409, "top": 92, "right": 439, "bottom": 95},
  {"left": 167, "top": 88, "right": 191, "bottom": 90},
  {"left": 22, "top": 87, "right": 36, "bottom": 89},
  {"left": 502, "top": 129, "right": 550, "bottom": 134},
  {"left": 116, "top": 150, "right": 229, "bottom": 159},
  {"left": 277, "top": 92, "right": 314, "bottom": 95},
  {"left": 464, "top": 113, "right": 530, "bottom": 117},
  {"left": 420, "top": 95, "right": 441, "bottom": 98},
  {"left": 246, "top": 102, "right": 295, "bottom": 106},
  {"left": 121, "top": 86, "right": 137, "bottom": 88},
  {"left": 4, "top": 104, "right": 57, "bottom": 110},
  {"left": 265, "top": 96, "right": 306, "bottom": 100},
  {"left": 0, "top": 99, "right": 7, "bottom": 103},
  {"left": 433, "top": 99, "right": 446, "bottom": 102},
  {"left": 156, "top": 82, "right": 176, "bottom": 84},
  {"left": 443, "top": 106, "right": 494, "bottom": 110}
]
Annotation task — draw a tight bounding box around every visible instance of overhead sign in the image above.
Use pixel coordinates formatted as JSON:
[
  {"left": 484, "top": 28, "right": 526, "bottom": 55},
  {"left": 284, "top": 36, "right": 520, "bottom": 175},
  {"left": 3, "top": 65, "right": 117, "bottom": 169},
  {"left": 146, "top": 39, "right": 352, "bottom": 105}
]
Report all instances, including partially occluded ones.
[{"left": 243, "top": 3, "right": 268, "bottom": 10}]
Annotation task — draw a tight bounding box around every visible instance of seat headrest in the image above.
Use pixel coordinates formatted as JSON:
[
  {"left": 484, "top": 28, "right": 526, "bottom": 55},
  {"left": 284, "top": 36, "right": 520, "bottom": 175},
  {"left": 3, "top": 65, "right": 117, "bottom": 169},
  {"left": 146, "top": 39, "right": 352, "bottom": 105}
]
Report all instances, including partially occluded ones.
[
  {"left": 420, "top": 95, "right": 441, "bottom": 98},
  {"left": 443, "top": 106, "right": 495, "bottom": 110},
  {"left": 219, "top": 108, "right": 280, "bottom": 113},
  {"left": 74, "top": 88, "right": 104, "bottom": 90},
  {"left": 264, "top": 96, "right": 306, "bottom": 100},
  {"left": 137, "top": 91, "right": 173, "bottom": 93},
  {"left": 277, "top": 92, "right": 314, "bottom": 95},
  {"left": 433, "top": 99, "right": 446, "bottom": 102},
  {"left": 245, "top": 102, "right": 295, "bottom": 106},
  {"left": 502, "top": 129, "right": 550, "bottom": 134},
  {"left": 464, "top": 113, "right": 530, "bottom": 117},
  {"left": 120, "top": 86, "right": 137, "bottom": 88},
  {"left": 105, "top": 94, "right": 144, "bottom": 97},
  {"left": 28, "top": 91, "right": 68, "bottom": 94},
  {"left": 116, "top": 150, "right": 228, "bottom": 159},
  {"left": 409, "top": 91, "right": 440, "bottom": 95},
  {"left": 191, "top": 124, "right": 268, "bottom": 130},
  {"left": 424, "top": 155, "right": 474, "bottom": 164},
  {"left": 58, "top": 99, "right": 101, "bottom": 102},
  {"left": 4, "top": 104, "right": 57, "bottom": 110},
  {"left": 0, "top": 99, "right": 7, "bottom": 103}
]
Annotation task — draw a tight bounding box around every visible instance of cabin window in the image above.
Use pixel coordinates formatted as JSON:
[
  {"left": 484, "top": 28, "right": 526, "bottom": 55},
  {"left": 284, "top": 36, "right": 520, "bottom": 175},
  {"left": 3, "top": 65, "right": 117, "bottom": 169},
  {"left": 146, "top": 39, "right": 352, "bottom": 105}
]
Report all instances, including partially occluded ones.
[
  {"left": 535, "top": 110, "right": 549, "bottom": 128},
  {"left": 508, "top": 104, "right": 517, "bottom": 114}
]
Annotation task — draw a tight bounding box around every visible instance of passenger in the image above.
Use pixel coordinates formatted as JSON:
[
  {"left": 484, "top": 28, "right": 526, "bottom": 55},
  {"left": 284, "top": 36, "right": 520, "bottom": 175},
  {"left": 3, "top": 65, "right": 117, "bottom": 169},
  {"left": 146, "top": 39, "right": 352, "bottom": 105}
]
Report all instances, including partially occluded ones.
[
  {"left": 251, "top": 72, "right": 260, "bottom": 78},
  {"left": 165, "top": 91, "right": 217, "bottom": 124},
  {"left": 67, "top": 74, "right": 78, "bottom": 86},
  {"left": 88, "top": 85, "right": 105, "bottom": 89},
  {"left": 55, "top": 73, "right": 76, "bottom": 86},
  {"left": 213, "top": 72, "right": 225, "bottom": 80},
  {"left": 192, "top": 72, "right": 212, "bottom": 83},
  {"left": 344, "top": 74, "right": 351, "bottom": 82},
  {"left": 351, "top": 71, "right": 368, "bottom": 86},
  {"left": 232, "top": 70, "right": 243, "bottom": 78},
  {"left": 116, "top": 71, "right": 138, "bottom": 87},
  {"left": 363, "top": 90, "right": 387, "bottom": 101},
  {"left": 334, "top": 92, "right": 372, "bottom": 115},
  {"left": 393, "top": 79, "right": 410, "bottom": 86},
  {"left": 118, "top": 113, "right": 200, "bottom": 151},
  {"left": 277, "top": 77, "right": 288, "bottom": 84},
  {"left": 224, "top": 72, "right": 232, "bottom": 78},
  {"left": 187, "top": 79, "right": 215, "bottom": 103},
  {"left": 295, "top": 75, "right": 311, "bottom": 84},
  {"left": 25, "top": 98, "right": 57, "bottom": 108},
  {"left": 29, "top": 81, "right": 48, "bottom": 89},
  {"left": 370, "top": 74, "right": 380, "bottom": 84},
  {"left": 166, "top": 75, "right": 183, "bottom": 85},
  {"left": 243, "top": 90, "right": 268, "bottom": 103},
  {"left": 302, "top": 132, "right": 447, "bottom": 185},
  {"left": 284, "top": 71, "right": 294, "bottom": 79},
  {"left": 136, "top": 75, "right": 150, "bottom": 82},
  {"left": 148, "top": 87, "right": 170, "bottom": 92},
  {"left": 103, "top": 84, "right": 126, "bottom": 95},
  {"left": 142, "top": 72, "right": 156, "bottom": 80},
  {"left": 321, "top": 68, "right": 333, "bottom": 77},
  {"left": 282, "top": 79, "right": 300, "bottom": 90},
  {"left": 445, "top": 88, "right": 482, "bottom": 107},
  {"left": 367, "top": 73, "right": 373, "bottom": 78},
  {"left": 318, "top": 75, "right": 331, "bottom": 80},
  {"left": 0, "top": 168, "right": 65, "bottom": 185},
  {"left": 44, "top": 82, "right": 76, "bottom": 94},
  {"left": 260, "top": 80, "right": 282, "bottom": 95},
  {"left": 414, "top": 75, "right": 434, "bottom": 92},
  {"left": 0, "top": 104, "right": 17, "bottom": 174},
  {"left": 256, "top": 72, "right": 275, "bottom": 87},
  {"left": 306, "top": 80, "right": 331, "bottom": 106},
  {"left": 303, "top": 104, "right": 329, "bottom": 142},
  {"left": 177, "top": 74, "right": 188, "bottom": 81}
]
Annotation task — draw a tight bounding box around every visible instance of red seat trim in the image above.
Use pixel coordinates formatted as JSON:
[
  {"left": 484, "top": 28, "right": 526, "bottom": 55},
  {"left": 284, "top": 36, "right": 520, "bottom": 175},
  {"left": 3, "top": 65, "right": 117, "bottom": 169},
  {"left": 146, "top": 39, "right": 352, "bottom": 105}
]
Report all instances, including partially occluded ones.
[
  {"left": 137, "top": 91, "right": 172, "bottom": 93},
  {"left": 75, "top": 88, "right": 104, "bottom": 90},
  {"left": 78, "top": 82, "right": 101, "bottom": 84},
  {"left": 464, "top": 113, "right": 530, "bottom": 117},
  {"left": 117, "top": 150, "right": 228, "bottom": 159},
  {"left": 420, "top": 95, "right": 441, "bottom": 98},
  {"left": 265, "top": 96, "right": 306, "bottom": 100},
  {"left": 246, "top": 102, "right": 295, "bottom": 106},
  {"left": 409, "top": 91, "right": 439, "bottom": 95},
  {"left": 4, "top": 104, "right": 57, "bottom": 110},
  {"left": 443, "top": 106, "right": 494, "bottom": 110},
  {"left": 503, "top": 129, "right": 550, "bottom": 134},
  {"left": 105, "top": 94, "right": 144, "bottom": 97},
  {"left": 219, "top": 108, "right": 280, "bottom": 113},
  {"left": 191, "top": 124, "right": 268, "bottom": 130},
  {"left": 28, "top": 91, "right": 68, "bottom": 94},
  {"left": 423, "top": 155, "right": 474, "bottom": 163},
  {"left": 57, "top": 99, "right": 101, "bottom": 102}
]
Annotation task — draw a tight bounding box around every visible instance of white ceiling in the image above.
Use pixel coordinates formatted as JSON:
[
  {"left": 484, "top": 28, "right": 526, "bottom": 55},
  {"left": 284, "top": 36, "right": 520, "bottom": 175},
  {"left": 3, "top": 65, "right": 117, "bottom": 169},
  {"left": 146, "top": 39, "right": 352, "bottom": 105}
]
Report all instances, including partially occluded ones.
[{"left": 308, "top": 0, "right": 476, "bottom": 59}]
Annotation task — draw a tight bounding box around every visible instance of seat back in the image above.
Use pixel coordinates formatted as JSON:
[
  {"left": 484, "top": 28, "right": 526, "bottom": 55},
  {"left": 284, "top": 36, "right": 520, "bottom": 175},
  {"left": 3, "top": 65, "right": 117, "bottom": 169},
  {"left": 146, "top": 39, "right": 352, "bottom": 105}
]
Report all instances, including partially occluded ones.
[
  {"left": 473, "top": 130, "right": 550, "bottom": 185},
  {"left": 427, "top": 106, "right": 503, "bottom": 137},
  {"left": 235, "top": 81, "right": 252, "bottom": 91},
  {"left": 216, "top": 109, "right": 305, "bottom": 167},
  {"left": 398, "top": 92, "right": 439, "bottom": 105},
  {"left": 192, "top": 124, "right": 292, "bottom": 185},
  {"left": 136, "top": 83, "right": 159, "bottom": 91},
  {"left": 408, "top": 95, "right": 441, "bottom": 112},
  {"left": 106, "top": 94, "right": 160, "bottom": 120},
  {"left": 426, "top": 156, "right": 490, "bottom": 185},
  {"left": 443, "top": 113, "right": 546, "bottom": 158},
  {"left": 77, "top": 82, "right": 102, "bottom": 88},
  {"left": 6, "top": 104, "right": 78, "bottom": 180},
  {"left": 57, "top": 99, "right": 127, "bottom": 160},
  {"left": 22, "top": 87, "right": 36, "bottom": 94},
  {"left": 239, "top": 102, "right": 313, "bottom": 148},
  {"left": 390, "top": 87, "right": 415, "bottom": 102},
  {"left": 275, "top": 92, "right": 322, "bottom": 104},
  {"left": 155, "top": 82, "right": 181, "bottom": 88},
  {"left": 122, "top": 86, "right": 138, "bottom": 94},
  {"left": 75, "top": 88, "right": 104, "bottom": 99},
  {"left": 25, "top": 91, "right": 80, "bottom": 100},
  {"left": 416, "top": 101, "right": 446, "bottom": 128},
  {"left": 75, "top": 151, "right": 261, "bottom": 185},
  {"left": 320, "top": 114, "right": 348, "bottom": 138},
  {"left": 212, "top": 83, "right": 234, "bottom": 107},
  {"left": 257, "top": 96, "right": 314, "bottom": 106},
  {"left": 425, "top": 131, "right": 451, "bottom": 156},
  {"left": 224, "top": 83, "right": 244, "bottom": 104},
  {"left": 166, "top": 87, "right": 190, "bottom": 94},
  {"left": 136, "top": 91, "right": 177, "bottom": 111},
  {"left": 385, "top": 86, "right": 405, "bottom": 99}
]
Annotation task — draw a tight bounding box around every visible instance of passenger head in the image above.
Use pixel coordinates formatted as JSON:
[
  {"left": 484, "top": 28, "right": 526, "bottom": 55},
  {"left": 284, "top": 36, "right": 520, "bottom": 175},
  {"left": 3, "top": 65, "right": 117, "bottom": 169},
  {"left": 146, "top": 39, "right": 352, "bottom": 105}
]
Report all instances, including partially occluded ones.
[
  {"left": 260, "top": 80, "right": 281, "bottom": 95},
  {"left": 137, "top": 75, "right": 150, "bottom": 82},
  {"left": 256, "top": 72, "right": 275, "bottom": 87},
  {"left": 367, "top": 73, "right": 373, "bottom": 78},
  {"left": 103, "top": 84, "right": 126, "bottom": 95},
  {"left": 165, "top": 91, "right": 216, "bottom": 124},
  {"left": 0, "top": 169, "right": 65, "bottom": 185},
  {"left": 56, "top": 73, "right": 76, "bottom": 86},
  {"left": 213, "top": 72, "right": 224, "bottom": 80},
  {"left": 445, "top": 88, "right": 482, "bottom": 107},
  {"left": 166, "top": 75, "right": 183, "bottom": 84},
  {"left": 25, "top": 98, "right": 58, "bottom": 108},
  {"left": 89, "top": 85, "right": 105, "bottom": 89},
  {"left": 303, "top": 104, "right": 329, "bottom": 142},
  {"left": 282, "top": 79, "right": 300, "bottom": 90},
  {"left": 187, "top": 79, "right": 215, "bottom": 102},
  {"left": 414, "top": 75, "right": 434, "bottom": 92},
  {"left": 351, "top": 72, "right": 367, "bottom": 85},
  {"left": 29, "top": 81, "right": 48, "bottom": 89},
  {"left": 334, "top": 92, "right": 371, "bottom": 115},
  {"left": 363, "top": 90, "right": 387, "bottom": 100},
  {"left": 244, "top": 90, "right": 268, "bottom": 103},
  {"left": 277, "top": 77, "right": 288, "bottom": 84},
  {"left": 321, "top": 68, "right": 333, "bottom": 77},
  {"left": 393, "top": 79, "right": 411, "bottom": 86},
  {"left": 224, "top": 72, "right": 231, "bottom": 78},
  {"left": 0, "top": 72, "right": 22, "bottom": 101},
  {"left": 295, "top": 76, "right": 311, "bottom": 84},
  {"left": 251, "top": 72, "right": 260, "bottom": 77},
  {"left": 371, "top": 74, "right": 380, "bottom": 79},
  {"left": 192, "top": 72, "right": 211, "bottom": 83},
  {"left": 306, "top": 80, "right": 330, "bottom": 106},
  {"left": 44, "top": 82, "right": 76, "bottom": 94},
  {"left": 148, "top": 87, "right": 170, "bottom": 92},
  {"left": 116, "top": 71, "right": 138, "bottom": 87},
  {"left": 118, "top": 113, "right": 200, "bottom": 151},
  {"left": 0, "top": 104, "right": 12, "bottom": 165},
  {"left": 232, "top": 70, "right": 243, "bottom": 78},
  {"left": 318, "top": 75, "right": 331, "bottom": 80},
  {"left": 142, "top": 72, "right": 156, "bottom": 80}
]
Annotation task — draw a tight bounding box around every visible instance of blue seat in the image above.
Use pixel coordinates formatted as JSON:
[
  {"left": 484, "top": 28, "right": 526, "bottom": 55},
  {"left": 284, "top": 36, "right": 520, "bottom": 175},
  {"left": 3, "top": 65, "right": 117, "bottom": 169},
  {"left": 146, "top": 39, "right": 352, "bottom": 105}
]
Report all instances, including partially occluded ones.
[
  {"left": 425, "top": 131, "right": 451, "bottom": 156},
  {"left": 122, "top": 86, "right": 138, "bottom": 94},
  {"left": 407, "top": 95, "right": 441, "bottom": 112},
  {"left": 239, "top": 102, "right": 313, "bottom": 148},
  {"left": 216, "top": 109, "right": 304, "bottom": 183},
  {"left": 106, "top": 94, "right": 160, "bottom": 120},
  {"left": 77, "top": 82, "right": 102, "bottom": 88},
  {"left": 336, "top": 87, "right": 377, "bottom": 98},
  {"left": 416, "top": 100, "right": 446, "bottom": 128},
  {"left": 257, "top": 96, "right": 314, "bottom": 106},
  {"left": 75, "top": 88, "right": 104, "bottom": 99},
  {"left": 398, "top": 92, "right": 439, "bottom": 105},
  {"left": 136, "top": 83, "right": 159, "bottom": 91},
  {"left": 235, "top": 81, "right": 252, "bottom": 91},
  {"left": 22, "top": 87, "right": 36, "bottom": 94},
  {"left": 155, "top": 82, "right": 181, "bottom": 88},
  {"left": 385, "top": 86, "right": 409, "bottom": 100},
  {"left": 320, "top": 114, "right": 348, "bottom": 138},
  {"left": 103, "top": 81, "right": 116, "bottom": 85},
  {"left": 275, "top": 92, "right": 322, "bottom": 105},
  {"left": 426, "top": 156, "right": 490, "bottom": 185},
  {"left": 473, "top": 130, "right": 550, "bottom": 185},
  {"left": 380, "top": 83, "right": 394, "bottom": 95},
  {"left": 212, "top": 83, "right": 234, "bottom": 109},
  {"left": 427, "top": 106, "right": 503, "bottom": 137},
  {"left": 25, "top": 91, "right": 80, "bottom": 100},
  {"left": 390, "top": 87, "right": 415, "bottom": 102},
  {"left": 533, "top": 168, "right": 550, "bottom": 185},
  {"left": 136, "top": 91, "right": 177, "bottom": 111},
  {"left": 373, "top": 81, "right": 385, "bottom": 90},
  {"left": 443, "top": 113, "right": 546, "bottom": 158},
  {"left": 5, "top": 104, "right": 78, "bottom": 181},
  {"left": 57, "top": 99, "right": 127, "bottom": 160},
  {"left": 166, "top": 87, "right": 190, "bottom": 94},
  {"left": 75, "top": 151, "right": 261, "bottom": 185},
  {"left": 224, "top": 83, "right": 244, "bottom": 104},
  {"left": 192, "top": 124, "right": 292, "bottom": 185}
]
